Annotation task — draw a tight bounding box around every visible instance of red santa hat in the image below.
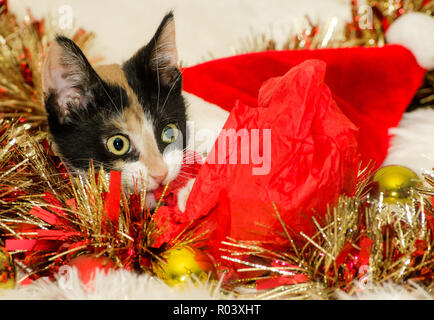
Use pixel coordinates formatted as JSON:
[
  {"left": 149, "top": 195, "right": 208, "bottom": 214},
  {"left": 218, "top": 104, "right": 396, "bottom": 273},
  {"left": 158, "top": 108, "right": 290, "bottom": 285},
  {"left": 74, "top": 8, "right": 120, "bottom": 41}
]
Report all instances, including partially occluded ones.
[{"left": 154, "top": 16, "right": 428, "bottom": 254}]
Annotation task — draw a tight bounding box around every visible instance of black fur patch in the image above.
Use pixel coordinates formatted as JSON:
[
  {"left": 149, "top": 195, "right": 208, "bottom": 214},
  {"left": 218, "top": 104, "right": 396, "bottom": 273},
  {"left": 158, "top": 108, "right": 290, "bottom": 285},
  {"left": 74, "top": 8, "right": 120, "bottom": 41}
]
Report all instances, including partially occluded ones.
[{"left": 45, "top": 73, "right": 135, "bottom": 170}]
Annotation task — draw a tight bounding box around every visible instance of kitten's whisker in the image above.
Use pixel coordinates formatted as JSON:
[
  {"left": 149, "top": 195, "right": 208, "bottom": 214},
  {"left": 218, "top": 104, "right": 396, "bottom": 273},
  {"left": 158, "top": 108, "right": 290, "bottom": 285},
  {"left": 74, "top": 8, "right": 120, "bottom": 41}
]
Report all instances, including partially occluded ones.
[
  {"left": 96, "top": 77, "right": 122, "bottom": 114},
  {"left": 176, "top": 174, "right": 198, "bottom": 180},
  {"left": 182, "top": 151, "right": 197, "bottom": 156},
  {"left": 119, "top": 84, "right": 124, "bottom": 113},
  {"left": 179, "top": 165, "right": 199, "bottom": 171},
  {"left": 179, "top": 163, "right": 197, "bottom": 168},
  {"left": 155, "top": 37, "right": 162, "bottom": 114},
  {"left": 67, "top": 159, "right": 117, "bottom": 171},
  {"left": 182, "top": 152, "right": 196, "bottom": 157},
  {"left": 177, "top": 176, "right": 197, "bottom": 180},
  {"left": 181, "top": 160, "right": 198, "bottom": 165},
  {"left": 177, "top": 169, "right": 199, "bottom": 176},
  {"left": 181, "top": 155, "right": 201, "bottom": 162},
  {"left": 177, "top": 170, "right": 198, "bottom": 175},
  {"left": 159, "top": 68, "right": 184, "bottom": 114}
]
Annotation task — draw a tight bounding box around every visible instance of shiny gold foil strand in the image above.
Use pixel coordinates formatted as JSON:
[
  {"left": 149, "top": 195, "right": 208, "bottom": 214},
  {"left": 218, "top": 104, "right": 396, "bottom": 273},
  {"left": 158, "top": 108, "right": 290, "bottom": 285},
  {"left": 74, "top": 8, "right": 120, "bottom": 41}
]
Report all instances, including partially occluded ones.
[
  {"left": 363, "top": 193, "right": 432, "bottom": 284},
  {"left": 0, "top": 14, "right": 46, "bottom": 125},
  {"left": 418, "top": 171, "right": 434, "bottom": 196},
  {"left": 0, "top": 9, "right": 101, "bottom": 130}
]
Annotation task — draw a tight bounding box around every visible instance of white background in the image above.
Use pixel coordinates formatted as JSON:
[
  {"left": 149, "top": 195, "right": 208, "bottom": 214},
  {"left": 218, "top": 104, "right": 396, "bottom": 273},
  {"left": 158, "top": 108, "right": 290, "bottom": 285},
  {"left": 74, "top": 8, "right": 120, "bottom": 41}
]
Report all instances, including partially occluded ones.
[{"left": 9, "top": 0, "right": 350, "bottom": 65}]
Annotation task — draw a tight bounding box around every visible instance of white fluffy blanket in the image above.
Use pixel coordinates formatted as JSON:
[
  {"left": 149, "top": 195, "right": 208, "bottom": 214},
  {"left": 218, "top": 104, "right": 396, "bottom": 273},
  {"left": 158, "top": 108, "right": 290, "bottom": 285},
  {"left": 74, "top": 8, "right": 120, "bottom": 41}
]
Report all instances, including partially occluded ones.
[{"left": 2, "top": 268, "right": 432, "bottom": 300}]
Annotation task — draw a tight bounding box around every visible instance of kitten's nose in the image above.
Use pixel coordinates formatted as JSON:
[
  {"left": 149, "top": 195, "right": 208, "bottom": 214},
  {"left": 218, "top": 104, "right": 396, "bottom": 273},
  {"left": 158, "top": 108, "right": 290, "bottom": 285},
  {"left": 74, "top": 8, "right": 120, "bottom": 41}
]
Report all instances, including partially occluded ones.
[{"left": 151, "top": 171, "right": 168, "bottom": 185}]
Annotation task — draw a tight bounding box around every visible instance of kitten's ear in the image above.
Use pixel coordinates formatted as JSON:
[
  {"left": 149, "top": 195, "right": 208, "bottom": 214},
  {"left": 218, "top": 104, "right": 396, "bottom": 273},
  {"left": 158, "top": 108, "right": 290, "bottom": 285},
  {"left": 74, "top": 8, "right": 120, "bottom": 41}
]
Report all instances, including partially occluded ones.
[
  {"left": 42, "top": 36, "right": 98, "bottom": 123},
  {"left": 148, "top": 12, "right": 179, "bottom": 84},
  {"left": 125, "top": 12, "right": 180, "bottom": 86}
]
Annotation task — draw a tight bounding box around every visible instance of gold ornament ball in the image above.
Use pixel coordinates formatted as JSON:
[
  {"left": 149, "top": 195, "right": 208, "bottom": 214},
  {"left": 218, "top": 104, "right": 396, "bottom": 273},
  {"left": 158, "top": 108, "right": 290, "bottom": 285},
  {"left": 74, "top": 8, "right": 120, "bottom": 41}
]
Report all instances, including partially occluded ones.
[
  {"left": 0, "top": 247, "right": 15, "bottom": 290},
  {"left": 153, "top": 246, "right": 215, "bottom": 286},
  {"left": 371, "top": 165, "right": 421, "bottom": 204}
]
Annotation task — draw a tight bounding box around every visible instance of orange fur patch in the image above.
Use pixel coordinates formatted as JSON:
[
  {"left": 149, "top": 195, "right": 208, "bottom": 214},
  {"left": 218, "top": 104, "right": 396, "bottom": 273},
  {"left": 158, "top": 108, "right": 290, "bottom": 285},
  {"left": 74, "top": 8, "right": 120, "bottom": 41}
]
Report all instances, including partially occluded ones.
[{"left": 96, "top": 64, "right": 168, "bottom": 177}]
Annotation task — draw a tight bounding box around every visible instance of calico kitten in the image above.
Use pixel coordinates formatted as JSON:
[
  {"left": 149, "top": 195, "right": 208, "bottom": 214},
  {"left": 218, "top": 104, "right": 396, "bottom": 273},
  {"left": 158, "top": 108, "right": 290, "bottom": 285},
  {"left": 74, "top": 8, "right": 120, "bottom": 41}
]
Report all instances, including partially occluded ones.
[{"left": 42, "top": 13, "right": 189, "bottom": 205}]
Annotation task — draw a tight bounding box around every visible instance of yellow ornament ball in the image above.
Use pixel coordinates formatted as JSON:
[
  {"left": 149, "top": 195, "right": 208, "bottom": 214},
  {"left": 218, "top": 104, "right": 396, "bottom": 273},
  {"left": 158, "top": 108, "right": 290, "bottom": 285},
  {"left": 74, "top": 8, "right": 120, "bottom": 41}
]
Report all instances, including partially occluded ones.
[
  {"left": 0, "top": 247, "right": 15, "bottom": 290},
  {"left": 371, "top": 165, "right": 421, "bottom": 204},
  {"left": 153, "top": 246, "right": 215, "bottom": 287}
]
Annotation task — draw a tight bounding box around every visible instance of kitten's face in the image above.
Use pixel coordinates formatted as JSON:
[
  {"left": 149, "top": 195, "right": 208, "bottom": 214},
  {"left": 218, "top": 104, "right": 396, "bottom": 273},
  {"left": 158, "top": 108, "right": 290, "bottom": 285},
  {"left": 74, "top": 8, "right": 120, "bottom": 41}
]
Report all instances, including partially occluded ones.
[{"left": 42, "top": 13, "right": 186, "bottom": 192}]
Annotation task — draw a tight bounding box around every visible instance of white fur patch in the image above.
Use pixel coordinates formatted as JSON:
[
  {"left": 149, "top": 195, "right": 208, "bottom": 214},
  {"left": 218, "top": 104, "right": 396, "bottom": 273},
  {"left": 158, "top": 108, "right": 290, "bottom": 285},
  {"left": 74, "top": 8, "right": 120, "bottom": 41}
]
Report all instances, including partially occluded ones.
[
  {"left": 177, "top": 178, "right": 195, "bottom": 212},
  {"left": 121, "top": 161, "right": 153, "bottom": 191},
  {"left": 162, "top": 147, "right": 184, "bottom": 183}
]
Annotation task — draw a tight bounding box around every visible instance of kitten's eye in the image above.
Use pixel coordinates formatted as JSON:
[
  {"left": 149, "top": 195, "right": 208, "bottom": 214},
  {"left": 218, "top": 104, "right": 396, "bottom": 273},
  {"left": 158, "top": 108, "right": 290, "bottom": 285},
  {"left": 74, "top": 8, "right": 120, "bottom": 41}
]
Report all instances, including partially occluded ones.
[
  {"left": 106, "top": 135, "right": 130, "bottom": 156},
  {"left": 161, "top": 124, "right": 179, "bottom": 144}
]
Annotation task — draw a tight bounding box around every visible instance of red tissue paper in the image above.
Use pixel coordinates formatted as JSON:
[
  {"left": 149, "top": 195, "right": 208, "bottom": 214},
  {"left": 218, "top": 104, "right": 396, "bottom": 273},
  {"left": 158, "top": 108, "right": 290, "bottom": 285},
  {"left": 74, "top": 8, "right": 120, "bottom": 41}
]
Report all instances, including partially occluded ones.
[{"left": 192, "top": 59, "right": 359, "bottom": 244}]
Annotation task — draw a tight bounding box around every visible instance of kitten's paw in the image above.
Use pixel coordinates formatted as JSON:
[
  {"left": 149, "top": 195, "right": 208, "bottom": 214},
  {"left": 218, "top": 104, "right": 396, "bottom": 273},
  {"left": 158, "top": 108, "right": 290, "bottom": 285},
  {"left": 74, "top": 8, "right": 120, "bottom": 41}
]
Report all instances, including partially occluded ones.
[{"left": 177, "top": 178, "right": 195, "bottom": 212}]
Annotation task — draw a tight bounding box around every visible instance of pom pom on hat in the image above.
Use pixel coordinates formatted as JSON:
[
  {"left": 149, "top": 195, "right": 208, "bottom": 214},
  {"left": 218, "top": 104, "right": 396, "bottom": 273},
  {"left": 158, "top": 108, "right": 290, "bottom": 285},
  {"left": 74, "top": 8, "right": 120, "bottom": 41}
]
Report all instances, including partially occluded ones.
[{"left": 386, "top": 12, "right": 434, "bottom": 69}]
